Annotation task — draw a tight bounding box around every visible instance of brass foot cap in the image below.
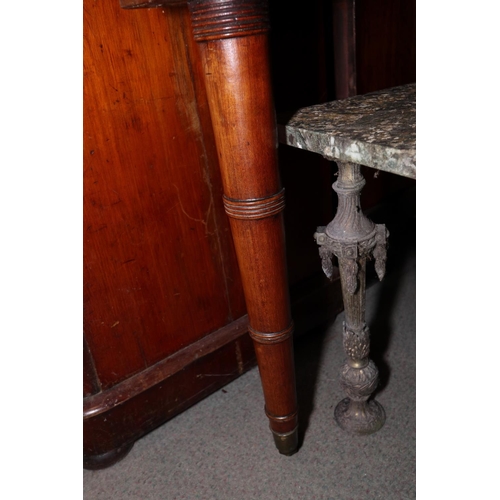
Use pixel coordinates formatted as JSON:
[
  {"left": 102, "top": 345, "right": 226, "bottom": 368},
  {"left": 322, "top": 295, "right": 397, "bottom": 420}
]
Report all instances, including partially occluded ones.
[{"left": 272, "top": 427, "right": 299, "bottom": 456}]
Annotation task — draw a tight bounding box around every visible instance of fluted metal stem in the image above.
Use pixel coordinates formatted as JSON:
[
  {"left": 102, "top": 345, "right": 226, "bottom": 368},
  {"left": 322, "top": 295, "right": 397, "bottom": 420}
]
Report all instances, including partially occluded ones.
[{"left": 314, "top": 161, "right": 388, "bottom": 435}]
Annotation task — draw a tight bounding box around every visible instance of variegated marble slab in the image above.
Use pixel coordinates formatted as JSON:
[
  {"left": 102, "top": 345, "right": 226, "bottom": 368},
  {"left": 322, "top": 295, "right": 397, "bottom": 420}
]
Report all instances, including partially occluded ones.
[{"left": 282, "top": 84, "right": 416, "bottom": 179}]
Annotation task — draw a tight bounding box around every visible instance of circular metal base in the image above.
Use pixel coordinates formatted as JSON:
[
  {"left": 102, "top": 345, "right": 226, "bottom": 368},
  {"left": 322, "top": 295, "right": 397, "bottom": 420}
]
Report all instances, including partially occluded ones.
[
  {"left": 272, "top": 427, "right": 299, "bottom": 456},
  {"left": 334, "top": 398, "right": 385, "bottom": 435}
]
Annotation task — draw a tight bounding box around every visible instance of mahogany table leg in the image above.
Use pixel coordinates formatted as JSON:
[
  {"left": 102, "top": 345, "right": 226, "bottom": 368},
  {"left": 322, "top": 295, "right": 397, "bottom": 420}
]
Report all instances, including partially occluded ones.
[
  {"left": 189, "top": 0, "right": 298, "bottom": 454},
  {"left": 314, "top": 161, "right": 387, "bottom": 435}
]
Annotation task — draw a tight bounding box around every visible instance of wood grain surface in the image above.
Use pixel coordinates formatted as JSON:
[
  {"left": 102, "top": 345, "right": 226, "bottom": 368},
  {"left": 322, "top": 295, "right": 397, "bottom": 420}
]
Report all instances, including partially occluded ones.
[{"left": 84, "top": 0, "right": 245, "bottom": 391}]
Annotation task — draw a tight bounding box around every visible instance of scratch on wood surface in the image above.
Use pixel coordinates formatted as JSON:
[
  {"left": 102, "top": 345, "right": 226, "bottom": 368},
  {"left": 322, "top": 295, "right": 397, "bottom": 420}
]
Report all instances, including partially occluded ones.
[
  {"left": 172, "top": 184, "right": 214, "bottom": 236},
  {"left": 165, "top": 201, "right": 180, "bottom": 215},
  {"left": 111, "top": 321, "right": 120, "bottom": 328},
  {"left": 87, "top": 224, "right": 108, "bottom": 233}
]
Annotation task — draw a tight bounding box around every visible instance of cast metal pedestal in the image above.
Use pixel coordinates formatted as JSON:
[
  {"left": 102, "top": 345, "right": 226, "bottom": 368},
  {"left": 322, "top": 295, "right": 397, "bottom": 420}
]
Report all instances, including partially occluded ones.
[
  {"left": 284, "top": 83, "right": 415, "bottom": 436},
  {"left": 314, "top": 161, "right": 388, "bottom": 435}
]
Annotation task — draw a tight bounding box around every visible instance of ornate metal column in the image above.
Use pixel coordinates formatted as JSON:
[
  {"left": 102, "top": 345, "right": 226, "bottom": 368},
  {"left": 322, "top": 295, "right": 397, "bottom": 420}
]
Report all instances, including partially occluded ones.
[{"left": 314, "top": 161, "right": 388, "bottom": 435}]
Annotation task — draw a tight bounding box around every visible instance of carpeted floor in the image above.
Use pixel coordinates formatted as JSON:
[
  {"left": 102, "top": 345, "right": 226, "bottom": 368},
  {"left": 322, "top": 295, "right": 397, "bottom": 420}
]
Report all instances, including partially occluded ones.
[{"left": 83, "top": 202, "right": 416, "bottom": 500}]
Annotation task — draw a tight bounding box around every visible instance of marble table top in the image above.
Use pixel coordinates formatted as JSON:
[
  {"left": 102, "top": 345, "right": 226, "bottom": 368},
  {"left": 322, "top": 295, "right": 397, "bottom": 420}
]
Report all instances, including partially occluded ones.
[{"left": 281, "top": 84, "right": 416, "bottom": 179}]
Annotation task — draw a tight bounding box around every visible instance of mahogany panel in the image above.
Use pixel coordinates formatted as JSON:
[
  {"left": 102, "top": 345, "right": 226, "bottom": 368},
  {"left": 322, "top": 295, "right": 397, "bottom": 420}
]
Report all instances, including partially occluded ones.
[
  {"left": 331, "top": 0, "right": 357, "bottom": 99},
  {"left": 268, "top": 0, "right": 336, "bottom": 288},
  {"left": 354, "top": 0, "right": 416, "bottom": 210},
  {"left": 120, "top": 0, "right": 186, "bottom": 8},
  {"left": 355, "top": 0, "right": 416, "bottom": 95},
  {"left": 84, "top": 0, "right": 245, "bottom": 389},
  {"left": 164, "top": 8, "right": 247, "bottom": 318}
]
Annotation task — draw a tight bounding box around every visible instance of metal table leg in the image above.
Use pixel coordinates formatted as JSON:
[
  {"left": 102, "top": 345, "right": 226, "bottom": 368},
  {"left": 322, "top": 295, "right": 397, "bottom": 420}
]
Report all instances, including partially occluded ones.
[{"left": 315, "top": 161, "right": 387, "bottom": 435}]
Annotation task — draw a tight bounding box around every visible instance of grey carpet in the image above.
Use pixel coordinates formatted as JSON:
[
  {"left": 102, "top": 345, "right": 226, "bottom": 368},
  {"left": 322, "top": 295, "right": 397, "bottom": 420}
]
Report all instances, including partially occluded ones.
[{"left": 84, "top": 217, "right": 415, "bottom": 500}]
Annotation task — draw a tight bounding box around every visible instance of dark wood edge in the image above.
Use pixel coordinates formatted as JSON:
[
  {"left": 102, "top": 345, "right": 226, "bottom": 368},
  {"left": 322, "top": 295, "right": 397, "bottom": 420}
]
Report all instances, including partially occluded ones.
[
  {"left": 84, "top": 314, "right": 249, "bottom": 419},
  {"left": 83, "top": 442, "right": 135, "bottom": 470},
  {"left": 84, "top": 328, "right": 257, "bottom": 465}
]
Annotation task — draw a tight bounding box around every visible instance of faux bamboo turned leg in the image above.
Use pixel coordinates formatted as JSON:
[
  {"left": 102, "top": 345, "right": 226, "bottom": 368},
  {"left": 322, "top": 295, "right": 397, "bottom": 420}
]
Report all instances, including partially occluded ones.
[
  {"left": 314, "top": 162, "right": 388, "bottom": 435},
  {"left": 189, "top": 0, "right": 298, "bottom": 454}
]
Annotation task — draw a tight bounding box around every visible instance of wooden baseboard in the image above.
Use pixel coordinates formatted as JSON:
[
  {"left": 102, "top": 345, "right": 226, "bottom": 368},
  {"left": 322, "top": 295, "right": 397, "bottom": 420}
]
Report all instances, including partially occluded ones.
[
  {"left": 84, "top": 315, "right": 255, "bottom": 467},
  {"left": 83, "top": 275, "right": 344, "bottom": 469},
  {"left": 84, "top": 315, "right": 250, "bottom": 420}
]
